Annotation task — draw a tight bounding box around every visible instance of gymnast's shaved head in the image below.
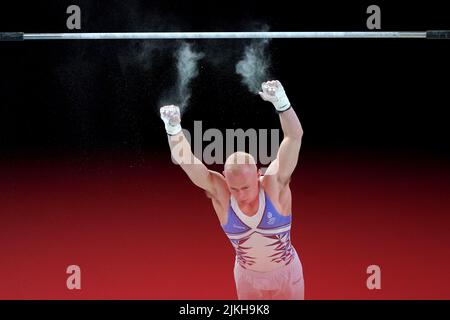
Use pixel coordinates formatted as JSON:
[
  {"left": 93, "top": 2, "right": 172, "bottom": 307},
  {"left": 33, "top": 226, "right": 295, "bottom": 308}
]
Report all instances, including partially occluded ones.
[
  {"left": 224, "top": 151, "right": 257, "bottom": 172},
  {"left": 223, "top": 152, "right": 261, "bottom": 205}
]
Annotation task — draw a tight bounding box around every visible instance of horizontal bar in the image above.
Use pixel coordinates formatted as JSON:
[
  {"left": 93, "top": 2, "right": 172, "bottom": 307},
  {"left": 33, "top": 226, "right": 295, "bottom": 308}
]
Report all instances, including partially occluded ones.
[
  {"left": 2, "top": 31, "right": 450, "bottom": 41},
  {"left": 23, "top": 31, "right": 427, "bottom": 40}
]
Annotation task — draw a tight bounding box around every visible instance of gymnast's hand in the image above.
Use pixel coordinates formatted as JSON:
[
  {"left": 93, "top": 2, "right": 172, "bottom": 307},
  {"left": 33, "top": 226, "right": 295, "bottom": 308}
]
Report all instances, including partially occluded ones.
[
  {"left": 259, "top": 80, "right": 291, "bottom": 113},
  {"left": 160, "top": 105, "right": 182, "bottom": 136}
]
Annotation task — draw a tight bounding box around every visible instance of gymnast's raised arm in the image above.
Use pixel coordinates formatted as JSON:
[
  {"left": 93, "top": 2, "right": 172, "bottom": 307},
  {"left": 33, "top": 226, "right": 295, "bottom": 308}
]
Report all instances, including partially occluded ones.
[
  {"left": 259, "top": 80, "right": 304, "bottom": 186},
  {"left": 159, "top": 105, "right": 226, "bottom": 198}
]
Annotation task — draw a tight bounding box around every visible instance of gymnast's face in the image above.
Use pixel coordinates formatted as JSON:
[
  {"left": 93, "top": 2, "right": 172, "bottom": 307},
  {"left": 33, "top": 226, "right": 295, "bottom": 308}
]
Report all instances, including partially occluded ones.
[{"left": 223, "top": 165, "right": 261, "bottom": 205}]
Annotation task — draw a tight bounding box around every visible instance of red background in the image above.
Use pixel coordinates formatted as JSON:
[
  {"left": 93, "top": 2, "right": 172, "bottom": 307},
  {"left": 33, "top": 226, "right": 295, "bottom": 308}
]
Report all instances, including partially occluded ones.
[{"left": 1, "top": 150, "right": 449, "bottom": 299}]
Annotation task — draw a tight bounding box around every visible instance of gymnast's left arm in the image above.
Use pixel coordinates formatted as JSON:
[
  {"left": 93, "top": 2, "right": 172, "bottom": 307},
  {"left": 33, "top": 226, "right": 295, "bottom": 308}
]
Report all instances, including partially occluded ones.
[{"left": 259, "top": 80, "right": 304, "bottom": 185}]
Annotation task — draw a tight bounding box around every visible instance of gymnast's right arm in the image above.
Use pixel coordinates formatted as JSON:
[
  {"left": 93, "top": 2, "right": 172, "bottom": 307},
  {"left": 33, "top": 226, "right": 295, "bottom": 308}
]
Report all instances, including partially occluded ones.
[{"left": 160, "top": 105, "right": 223, "bottom": 196}]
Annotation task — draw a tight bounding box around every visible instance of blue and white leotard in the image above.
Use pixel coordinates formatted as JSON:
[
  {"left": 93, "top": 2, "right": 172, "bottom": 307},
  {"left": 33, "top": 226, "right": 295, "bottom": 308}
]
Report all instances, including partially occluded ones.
[{"left": 221, "top": 188, "right": 295, "bottom": 272}]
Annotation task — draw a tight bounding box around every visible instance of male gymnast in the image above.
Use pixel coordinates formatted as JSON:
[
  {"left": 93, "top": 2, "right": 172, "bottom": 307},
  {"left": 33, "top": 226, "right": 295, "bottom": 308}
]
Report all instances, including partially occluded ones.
[{"left": 160, "top": 80, "right": 304, "bottom": 299}]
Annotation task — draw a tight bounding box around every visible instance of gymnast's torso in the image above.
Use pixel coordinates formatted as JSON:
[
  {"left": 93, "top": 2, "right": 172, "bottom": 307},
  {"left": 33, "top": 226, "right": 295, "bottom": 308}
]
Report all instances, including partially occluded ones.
[
  {"left": 220, "top": 182, "right": 296, "bottom": 273},
  {"left": 203, "top": 170, "right": 297, "bottom": 272}
]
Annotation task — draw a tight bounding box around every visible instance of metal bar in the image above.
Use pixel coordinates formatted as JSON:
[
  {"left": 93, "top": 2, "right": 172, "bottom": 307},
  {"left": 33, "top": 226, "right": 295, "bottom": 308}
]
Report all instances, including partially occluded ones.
[
  {"left": 23, "top": 31, "right": 428, "bottom": 40},
  {"left": 2, "top": 30, "right": 450, "bottom": 41}
]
